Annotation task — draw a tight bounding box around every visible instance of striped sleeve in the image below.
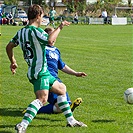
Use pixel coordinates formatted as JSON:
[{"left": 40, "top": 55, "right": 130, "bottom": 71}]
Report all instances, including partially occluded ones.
[
  {"left": 33, "top": 27, "right": 48, "bottom": 46},
  {"left": 10, "top": 32, "right": 19, "bottom": 46}
]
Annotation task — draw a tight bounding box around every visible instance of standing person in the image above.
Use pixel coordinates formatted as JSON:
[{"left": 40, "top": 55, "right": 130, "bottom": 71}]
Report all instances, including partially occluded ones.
[
  {"left": 47, "top": 7, "right": 56, "bottom": 28},
  {"left": 2, "top": 12, "right": 7, "bottom": 24},
  {"left": 101, "top": 9, "right": 107, "bottom": 24},
  {"left": 73, "top": 12, "right": 78, "bottom": 24},
  {"left": 37, "top": 27, "right": 87, "bottom": 114},
  {"left": 0, "top": 7, "right": 2, "bottom": 25},
  {"left": 6, "top": 4, "right": 87, "bottom": 133}
]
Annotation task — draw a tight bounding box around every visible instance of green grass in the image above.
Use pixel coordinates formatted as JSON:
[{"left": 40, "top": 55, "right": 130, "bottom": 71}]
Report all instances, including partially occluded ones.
[{"left": 0, "top": 24, "right": 133, "bottom": 133}]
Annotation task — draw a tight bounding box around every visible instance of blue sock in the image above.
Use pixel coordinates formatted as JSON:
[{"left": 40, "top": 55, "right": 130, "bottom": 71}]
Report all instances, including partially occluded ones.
[{"left": 38, "top": 104, "right": 54, "bottom": 114}]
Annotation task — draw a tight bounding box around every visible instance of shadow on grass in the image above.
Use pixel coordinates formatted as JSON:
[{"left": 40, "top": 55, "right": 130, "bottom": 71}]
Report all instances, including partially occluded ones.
[
  {"left": 0, "top": 125, "right": 15, "bottom": 133},
  {"left": 0, "top": 108, "right": 24, "bottom": 117},
  {"left": 0, "top": 131, "right": 13, "bottom": 133},
  {"left": 0, "top": 108, "right": 62, "bottom": 121},
  {"left": 0, "top": 124, "right": 65, "bottom": 130},
  {"left": 92, "top": 119, "right": 116, "bottom": 123},
  {"left": 0, "top": 107, "right": 65, "bottom": 131},
  {"left": 29, "top": 124, "right": 65, "bottom": 128},
  {"left": 35, "top": 116, "right": 63, "bottom": 122}
]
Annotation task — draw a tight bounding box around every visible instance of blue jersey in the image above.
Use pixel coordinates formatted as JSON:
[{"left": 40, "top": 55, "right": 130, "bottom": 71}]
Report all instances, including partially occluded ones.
[
  {"left": 40, "top": 45, "right": 71, "bottom": 106},
  {"left": 45, "top": 45, "right": 65, "bottom": 81}
]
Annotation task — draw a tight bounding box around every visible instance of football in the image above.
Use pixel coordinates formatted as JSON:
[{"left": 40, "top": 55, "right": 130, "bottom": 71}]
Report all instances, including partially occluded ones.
[{"left": 124, "top": 88, "right": 133, "bottom": 104}]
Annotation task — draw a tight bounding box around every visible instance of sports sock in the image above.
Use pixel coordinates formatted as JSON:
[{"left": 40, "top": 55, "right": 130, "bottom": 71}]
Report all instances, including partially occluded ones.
[
  {"left": 52, "top": 22, "right": 56, "bottom": 28},
  {"left": 38, "top": 104, "right": 54, "bottom": 114},
  {"left": 20, "top": 99, "right": 43, "bottom": 129},
  {"left": 57, "top": 95, "right": 77, "bottom": 125}
]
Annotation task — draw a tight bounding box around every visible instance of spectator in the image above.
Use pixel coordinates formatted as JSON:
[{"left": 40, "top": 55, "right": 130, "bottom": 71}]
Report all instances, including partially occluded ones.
[
  {"left": 0, "top": 7, "right": 2, "bottom": 25},
  {"left": 6, "top": 12, "right": 13, "bottom": 25},
  {"left": 73, "top": 12, "right": 78, "bottom": 24},
  {"left": 101, "top": 9, "right": 107, "bottom": 24},
  {"left": 2, "top": 12, "right": 7, "bottom": 24},
  {"left": 0, "top": 12, "right": 2, "bottom": 25},
  {"left": 22, "top": 16, "right": 28, "bottom": 26}
]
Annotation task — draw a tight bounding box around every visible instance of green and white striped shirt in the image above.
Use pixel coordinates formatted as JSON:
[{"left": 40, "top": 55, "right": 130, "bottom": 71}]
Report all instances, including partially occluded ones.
[
  {"left": 49, "top": 9, "right": 56, "bottom": 18},
  {"left": 11, "top": 25, "right": 50, "bottom": 80}
]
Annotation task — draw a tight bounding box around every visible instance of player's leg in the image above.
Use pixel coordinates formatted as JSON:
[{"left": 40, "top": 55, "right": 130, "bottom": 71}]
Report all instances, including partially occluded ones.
[
  {"left": 38, "top": 92, "right": 58, "bottom": 114},
  {"left": 47, "top": 17, "right": 52, "bottom": 27},
  {"left": 15, "top": 77, "right": 50, "bottom": 133},
  {"left": 51, "top": 81, "right": 87, "bottom": 127},
  {"left": 16, "top": 89, "right": 48, "bottom": 133},
  {"left": 51, "top": 81, "right": 75, "bottom": 123},
  {"left": 50, "top": 93, "right": 82, "bottom": 113},
  {"left": 38, "top": 92, "right": 72, "bottom": 114},
  {"left": 23, "top": 90, "right": 82, "bottom": 114},
  {"left": 22, "top": 84, "right": 59, "bottom": 115},
  {"left": 37, "top": 79, "right": 60, "bottom": 114},
  {"left": 51, "top": 18, "right": 56, "bottom": 29},
  {"left": 38, "top": 77, "right": 70, "bottom": 114}
]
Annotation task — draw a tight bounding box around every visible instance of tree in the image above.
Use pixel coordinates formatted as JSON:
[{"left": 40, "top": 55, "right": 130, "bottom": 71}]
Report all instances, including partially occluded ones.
[
  {"left": 4, "top": 0, "right": 18, "bottom": 5},
  {"left": 65, "top": 0, "right": 75, "bottom": 13},
  {"left": 76, "top": 0, "right": 86, "bottom": 15},
  {"left": 128, "top": 0, "right": 132, "bottom": 7}
]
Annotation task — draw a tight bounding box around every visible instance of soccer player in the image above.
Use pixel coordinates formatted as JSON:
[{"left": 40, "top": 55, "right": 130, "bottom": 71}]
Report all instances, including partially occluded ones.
[
  {"left": 47, "top": 7, "right": 56, "bottom": 28},
  {"left": 37, "top": 27, "right": 87, "bottom": 114},
  {"left": 6, "top": 4, "right": 87, "bottom": 133}
]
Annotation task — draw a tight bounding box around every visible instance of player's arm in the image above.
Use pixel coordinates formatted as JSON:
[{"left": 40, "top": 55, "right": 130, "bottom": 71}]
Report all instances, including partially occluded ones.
[
  {"left": 48, "top": 20, "right": 71, "bottom": 46},
  {"left": 55, "top": 11, "right": 57, "bottom": 17},
  {"left": 6, "top": 42, "right": 18, "bottom": 74},
  {"left": 61, "top": 65, "right": 87, "bottom": 77}
]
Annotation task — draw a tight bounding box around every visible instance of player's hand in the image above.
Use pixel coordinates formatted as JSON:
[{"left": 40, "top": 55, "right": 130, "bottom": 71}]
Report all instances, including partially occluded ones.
[
  {"left": 59, "top": 20, "right": 71, "bottom": 29},
  {"left": 10, "top": 62, "right": 18, "bottom": 74},
  {"left": 75, "top": 72, "right": 87, "bottom": 77},
  {"left": 61, "top": 20, "right": 71, "bottom": 26}
]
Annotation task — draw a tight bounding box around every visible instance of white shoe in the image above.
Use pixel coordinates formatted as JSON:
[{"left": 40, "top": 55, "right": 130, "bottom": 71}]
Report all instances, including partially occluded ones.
[
  {"left": 15, "top": 123, "right": 26, "bottom": 133},
  {"left": 67, "top": 121, "right": 87, "bottom": 127}
]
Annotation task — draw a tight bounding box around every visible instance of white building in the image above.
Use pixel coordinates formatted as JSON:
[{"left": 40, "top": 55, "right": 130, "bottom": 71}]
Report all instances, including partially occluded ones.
[
  {"left": 86, "top": 0, "right": 133, "bottom": 4},
  {"left": 46, "top": 0, "right": 133, "bottom": 5},
  {"left": 122, "top": 0, "right": 133, "bottom": 4},
  {"left": 86, "top": 0, "right": 97, "bottom": 4}
]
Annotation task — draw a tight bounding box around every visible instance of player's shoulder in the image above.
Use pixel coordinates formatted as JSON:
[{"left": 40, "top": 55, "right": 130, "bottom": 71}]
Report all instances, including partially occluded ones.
[
  {"left": 25, "top": 25, "right": 43, "bottom": 32},
  {"left": 46, "top": 45, "right": 60, "bottom": 52},
  {"left": 46, "top": 45, "right": 56, "bottom": 49}
]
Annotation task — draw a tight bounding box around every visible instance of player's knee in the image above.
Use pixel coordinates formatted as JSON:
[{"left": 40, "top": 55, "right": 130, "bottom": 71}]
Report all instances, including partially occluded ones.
[
  {"left": 39, "top": 97, "right": 47, "bottom": 105},
  {"left": 56, "top": 83, "right": 66, "bottom": 95},
  {"left": 37, "top": 94, "right": 48, "bottom": 104},
  {"left": 60, "top": 83, "right": 66, "bottom": 94}
]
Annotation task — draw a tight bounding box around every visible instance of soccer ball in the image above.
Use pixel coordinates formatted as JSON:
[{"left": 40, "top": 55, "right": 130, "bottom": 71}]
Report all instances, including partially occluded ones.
[{"left": 124, "top": 88, "right": 133, "bottom": 104}]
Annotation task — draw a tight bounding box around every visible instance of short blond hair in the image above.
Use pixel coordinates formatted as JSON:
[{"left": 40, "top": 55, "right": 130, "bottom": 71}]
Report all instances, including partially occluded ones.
[{"left": 44, "top": 27, "right": 54, "bottom": 35}]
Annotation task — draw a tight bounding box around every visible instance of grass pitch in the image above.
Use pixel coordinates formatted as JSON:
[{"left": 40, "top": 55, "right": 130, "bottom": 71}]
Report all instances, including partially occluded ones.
[{"left": 0, "top": 24, "right": 132, "bottom": 133}]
